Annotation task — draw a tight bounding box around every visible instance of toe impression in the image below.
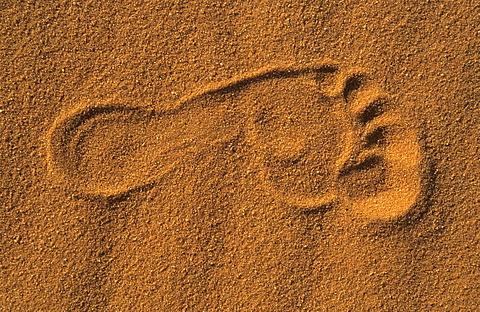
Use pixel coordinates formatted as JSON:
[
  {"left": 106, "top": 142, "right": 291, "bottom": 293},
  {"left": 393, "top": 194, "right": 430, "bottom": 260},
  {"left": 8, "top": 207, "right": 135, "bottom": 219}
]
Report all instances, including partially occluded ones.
[{"left": 338, "top": 70, "right": 424, "bottom": 221}]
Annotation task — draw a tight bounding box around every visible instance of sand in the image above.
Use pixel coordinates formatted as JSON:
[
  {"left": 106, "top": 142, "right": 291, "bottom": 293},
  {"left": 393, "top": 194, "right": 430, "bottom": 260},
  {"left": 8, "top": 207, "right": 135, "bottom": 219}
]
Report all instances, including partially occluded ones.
[{"left": 1, "top": 0, "right": 479, "bottom": 311}]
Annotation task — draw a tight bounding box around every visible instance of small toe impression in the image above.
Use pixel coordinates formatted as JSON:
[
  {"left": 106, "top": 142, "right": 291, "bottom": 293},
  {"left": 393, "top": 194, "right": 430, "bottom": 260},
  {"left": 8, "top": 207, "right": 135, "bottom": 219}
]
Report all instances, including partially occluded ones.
[
  {"left": 339, "top": 72, "right": 424, "bottom": 221},
  {"left": 343, "top": 73, "right": 367, "bottom": 103}
]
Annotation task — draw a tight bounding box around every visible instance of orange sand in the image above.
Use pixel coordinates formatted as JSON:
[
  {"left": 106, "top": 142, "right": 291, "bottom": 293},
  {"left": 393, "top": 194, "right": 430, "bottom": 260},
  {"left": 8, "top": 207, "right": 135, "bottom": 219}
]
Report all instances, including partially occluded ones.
[{"left": 1, "top": 1, "right": 479, "bottom": 311}]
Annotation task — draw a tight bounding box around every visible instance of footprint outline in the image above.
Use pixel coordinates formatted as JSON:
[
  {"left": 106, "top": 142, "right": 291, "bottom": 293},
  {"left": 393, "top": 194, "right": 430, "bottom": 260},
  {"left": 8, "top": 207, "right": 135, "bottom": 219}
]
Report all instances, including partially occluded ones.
[{"left": 46, "top": 60, "right": 425, "bottom": 221}]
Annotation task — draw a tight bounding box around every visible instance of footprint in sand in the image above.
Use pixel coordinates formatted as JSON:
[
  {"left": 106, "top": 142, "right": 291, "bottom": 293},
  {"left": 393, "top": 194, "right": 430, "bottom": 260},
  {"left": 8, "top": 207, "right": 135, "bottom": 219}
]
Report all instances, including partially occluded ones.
[{"left": 46, "top": 61, "right": 425, "bottom": 220}]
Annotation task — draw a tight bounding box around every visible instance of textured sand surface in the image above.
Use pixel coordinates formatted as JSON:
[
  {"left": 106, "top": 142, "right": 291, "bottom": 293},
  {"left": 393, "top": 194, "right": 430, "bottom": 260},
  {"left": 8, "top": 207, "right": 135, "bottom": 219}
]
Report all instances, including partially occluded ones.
[{"left": 1, "top": 1, "right": 479, "bottom": 311}]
